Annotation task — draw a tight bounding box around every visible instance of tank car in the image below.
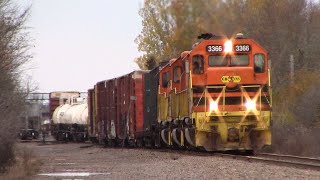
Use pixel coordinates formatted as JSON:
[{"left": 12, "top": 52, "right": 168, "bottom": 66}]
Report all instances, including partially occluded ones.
[
  {"left": 52, "top": 97, "right": 88, "bottom": 141},
  {"left": 49, "top": 91, "right": 81, "bottom": 118}
]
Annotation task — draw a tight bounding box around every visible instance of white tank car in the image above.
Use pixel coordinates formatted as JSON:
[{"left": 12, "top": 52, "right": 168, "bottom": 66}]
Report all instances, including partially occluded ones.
[
  {"left": 52, "top": 104, "right": 71, "bottom": 124},
  {"left": 52, "top": 98, "right": 87, "bottom": 125},
  {"left": 62, "top": 103, "right": 88, "bottom": 125}
]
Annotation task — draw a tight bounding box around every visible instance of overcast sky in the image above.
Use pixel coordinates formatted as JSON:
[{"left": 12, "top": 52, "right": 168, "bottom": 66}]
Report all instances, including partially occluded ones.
[{"left": 21, "top": 0, "right": 143, "bottom": 92}]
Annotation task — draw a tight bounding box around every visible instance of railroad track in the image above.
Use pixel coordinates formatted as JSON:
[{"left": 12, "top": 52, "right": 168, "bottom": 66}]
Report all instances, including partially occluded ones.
[
  {"left": 121, "top": 147, "right": 320, "bottom": 170},
  {"left": 18, "top": 139, "right": 320, "bottom": 170},
  {"left": 17, "top": 139, "right": 86, "bottom": 144},
  {"left": 18, "top": 139, "right": 61, "bottom": 145},
  {"left": 215, "top": 152, "right": 320, "bottom": 170}
]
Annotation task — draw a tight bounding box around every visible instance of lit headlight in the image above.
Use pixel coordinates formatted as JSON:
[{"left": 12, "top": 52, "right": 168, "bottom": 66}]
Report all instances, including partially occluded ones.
[
  {"left": 245, "top": 100, "right": 256, "bottom": 111},
  {"left": 224, "top": 40, "right": 232, "bottom": 53},
  {"left": 210, "top": 101, "right": 218, "bottom": 111}
]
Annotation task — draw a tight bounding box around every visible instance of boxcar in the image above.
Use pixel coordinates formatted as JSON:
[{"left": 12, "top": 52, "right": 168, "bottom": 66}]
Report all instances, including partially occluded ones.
[
  {"left": 87, "top": 88, "right": 97, "bottom": 142},
  {"left": 93, "top": 71, "right": 147, "bottom": 146}
]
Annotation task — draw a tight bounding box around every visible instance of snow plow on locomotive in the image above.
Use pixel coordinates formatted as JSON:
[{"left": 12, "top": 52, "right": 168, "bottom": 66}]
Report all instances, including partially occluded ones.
[{"left": 88, "top": 33, "right": 272, "bottom": 152}]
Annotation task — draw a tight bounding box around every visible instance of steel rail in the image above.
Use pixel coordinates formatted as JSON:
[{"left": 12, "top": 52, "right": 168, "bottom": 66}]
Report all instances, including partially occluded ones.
[
  {"left": 256, "top": 153, "right": 320, "bottom": 166},
  {"left": 215, "top": 153, "right": 320, "bottom": 171},
  {"left": 123, "top": 148, "right": 320, "bottom": 171}
]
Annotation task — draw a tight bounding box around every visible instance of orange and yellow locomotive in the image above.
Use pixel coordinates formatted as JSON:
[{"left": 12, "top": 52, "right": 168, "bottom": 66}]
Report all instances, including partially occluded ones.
[{"left": 158, "top": 33, "right": 272, "bottom": 151}]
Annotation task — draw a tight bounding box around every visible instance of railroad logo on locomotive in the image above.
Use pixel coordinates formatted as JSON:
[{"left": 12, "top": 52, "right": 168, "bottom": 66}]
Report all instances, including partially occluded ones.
[{"left": 221, "top": 75, "right": 241, "bottom": 83}]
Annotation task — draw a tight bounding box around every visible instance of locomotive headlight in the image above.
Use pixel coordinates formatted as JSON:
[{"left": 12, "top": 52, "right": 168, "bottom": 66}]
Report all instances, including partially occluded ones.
[
  {"left": 210, "top": 101, "right": 218, "bottom": 111},
  {"left": 245, "top": 100, "right": 256, "bottom": 111},
  {"left": 224, "top": 40, "right": 233, "bottom": 53}
]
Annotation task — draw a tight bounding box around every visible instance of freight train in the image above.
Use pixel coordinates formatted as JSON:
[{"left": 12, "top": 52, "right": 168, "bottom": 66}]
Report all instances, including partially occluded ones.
[
  {"left": 88, "top": 33, "right": 272, "bottom": 152},
  {"left": 51, "top": 92, "right": 88, "bottom": 141}
]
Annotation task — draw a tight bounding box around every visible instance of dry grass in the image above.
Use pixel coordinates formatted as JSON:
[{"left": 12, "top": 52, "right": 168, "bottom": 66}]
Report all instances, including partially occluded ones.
[
  {"left": 270, "top": 69, "right": 320, "bottom": 157},
  {"left": 0, "top": 147, "right": 41, "bottom": 180},
  {"left": 271, "top": 122, "right": 320, "bottom": 157}
]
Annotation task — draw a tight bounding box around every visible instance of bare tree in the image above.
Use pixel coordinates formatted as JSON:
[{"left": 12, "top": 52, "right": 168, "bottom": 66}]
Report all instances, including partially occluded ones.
[{"left": 0, "top": 0, "right": 32, "bottom": 171}]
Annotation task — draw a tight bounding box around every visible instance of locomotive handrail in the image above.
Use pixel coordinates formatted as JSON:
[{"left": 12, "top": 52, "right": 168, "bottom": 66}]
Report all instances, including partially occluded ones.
[
  {"left": 243, "top": 84, "right": 261, "bottom": 110},
  {"left": 176, "top": 88, "right": 188, "bottom": 94},
  {"left": 240, "top": 85, "right": 262, "bottom": 112},
  {"left": 194, "top": 90, "right": 205, "bottom": 108}
]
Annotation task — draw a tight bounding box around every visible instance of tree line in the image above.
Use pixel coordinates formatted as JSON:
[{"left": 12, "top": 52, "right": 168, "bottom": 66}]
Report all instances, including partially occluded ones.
[
  {"left": 135, "top": 0, "right": 320, "bottom": 120},
  {"left": 136, "top": 0, "right": 320, "bottom": 83},
  {"left": 135, "top": 0, "right": 320, "bottom": 156}
]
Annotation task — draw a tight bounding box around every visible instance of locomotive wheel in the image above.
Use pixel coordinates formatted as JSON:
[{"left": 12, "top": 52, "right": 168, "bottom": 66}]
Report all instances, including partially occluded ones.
[
  {"left": 160, "top": 129, "right": 170, "bottom": 146},
  {"left": 184, "top": 128, "right": 195, "bottom": 147},
  {"left": 172, "top": 128, "right": 182, "bottom": 147}
]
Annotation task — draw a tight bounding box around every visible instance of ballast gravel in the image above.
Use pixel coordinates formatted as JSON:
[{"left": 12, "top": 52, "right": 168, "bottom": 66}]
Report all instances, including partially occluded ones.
[{"left": 19, "top": 142, "right": 320, "bottom": 180}]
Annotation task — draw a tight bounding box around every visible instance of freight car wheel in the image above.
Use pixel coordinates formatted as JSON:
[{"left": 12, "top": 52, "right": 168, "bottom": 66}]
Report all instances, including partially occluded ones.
[
  {"left": 144, "top": 137, "right": 152, "bottom": 147},
  {"left": 109, "top": 139, "right": 117, "bottom": 147},
  {"left": 136, "top": 139, "right": 144, "bottom": 147},
  {"left": 76, "top": 134, "right": 85, "bottom": 142},
  {"left": 58, "top": 133, "right": 64, "bottom": 141}
]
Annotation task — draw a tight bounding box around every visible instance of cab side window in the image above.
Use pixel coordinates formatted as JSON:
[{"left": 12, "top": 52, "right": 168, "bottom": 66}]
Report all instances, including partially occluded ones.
[
  {"left": 173, "top": 66, "right": 182, "bottom": 83},
  {"left": 254, "top": 54, "right": 265, "bottom": 73},
  {"left": 162, "top": 71, "right": 170, "bottom": 88},
  {"left": 192, "top": 55, "right": 204, "bottom": 74}
]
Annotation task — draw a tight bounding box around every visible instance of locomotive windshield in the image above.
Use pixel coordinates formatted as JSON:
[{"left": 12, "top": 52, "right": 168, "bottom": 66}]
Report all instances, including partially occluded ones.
[
  {"left": 192, "top": 55, "right": 204, "bottom": 74},
  {"left": 208, "top": 55, "right": 227, "bottom": 67},
  {"left": 230, "top": 55, "right": 249, "bottom": 66},
  {"left": 254, "top": 54, "right": 265, "bottom": 73},
  {"left": 209, "top": 54, "right": 249, "bottom": 67}
]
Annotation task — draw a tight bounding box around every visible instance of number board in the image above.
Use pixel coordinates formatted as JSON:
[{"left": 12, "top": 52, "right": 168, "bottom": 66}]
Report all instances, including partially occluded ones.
[
  {"left": 234, "top": 44, "right": 251, "bottom": 52},
  {"left": 206, "top": 45, "right": 223, "bottom": 52}
]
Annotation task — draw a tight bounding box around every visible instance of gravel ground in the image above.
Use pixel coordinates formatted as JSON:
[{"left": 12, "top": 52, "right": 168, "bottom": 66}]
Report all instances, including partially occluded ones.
[{"left": 18, "top": 142, "right": 320, "bottom": 180}]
